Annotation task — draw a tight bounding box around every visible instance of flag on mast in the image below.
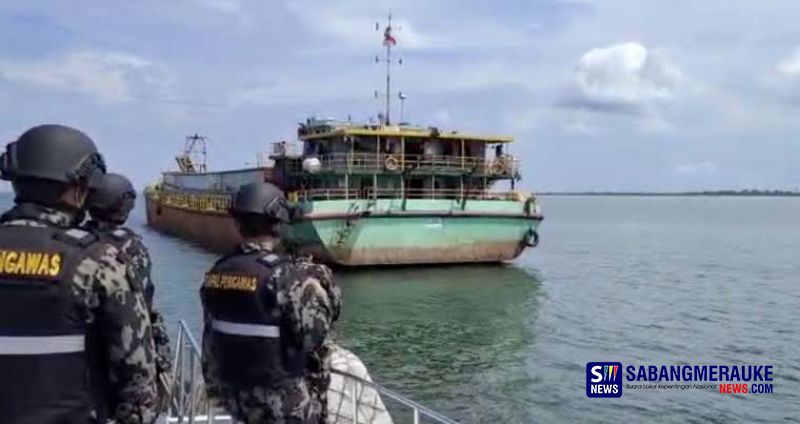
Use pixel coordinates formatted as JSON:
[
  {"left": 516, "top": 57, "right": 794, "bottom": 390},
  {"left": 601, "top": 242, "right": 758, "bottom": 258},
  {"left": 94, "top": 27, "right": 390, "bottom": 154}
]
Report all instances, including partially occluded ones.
[{"left": 383, "top": 25, "right": 397, "bottom": 46}]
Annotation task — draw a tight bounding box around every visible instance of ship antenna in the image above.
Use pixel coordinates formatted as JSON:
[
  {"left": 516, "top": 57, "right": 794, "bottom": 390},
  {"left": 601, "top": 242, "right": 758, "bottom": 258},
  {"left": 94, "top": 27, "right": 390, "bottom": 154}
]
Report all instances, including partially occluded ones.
[{"left": 375, "top": 13, "right": 401, "bottom": 125}]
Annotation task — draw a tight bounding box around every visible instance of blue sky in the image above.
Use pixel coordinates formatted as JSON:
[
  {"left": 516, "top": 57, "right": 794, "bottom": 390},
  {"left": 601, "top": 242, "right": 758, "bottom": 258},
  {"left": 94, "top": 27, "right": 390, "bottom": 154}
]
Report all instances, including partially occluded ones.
[{"left": 1, "top": 0, "right": 799, "bottom": 191}]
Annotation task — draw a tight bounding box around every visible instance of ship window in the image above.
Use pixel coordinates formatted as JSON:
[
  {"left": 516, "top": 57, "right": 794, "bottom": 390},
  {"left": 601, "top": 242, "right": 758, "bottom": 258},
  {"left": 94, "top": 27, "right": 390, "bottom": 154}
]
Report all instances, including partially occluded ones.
[
  {"left": 304, "top": 142, "right": 319, "bottom": 156},
  {"left": 354, "top": 136, "right": 377, "bottom": 153},
  {"left": 330, "top": 142, "right": 348, "bottom": 154},
  {"left": 466, "top": 141, "right": 485, "bottom": 158},
  {"left": 377, "top": 176, "right": 399, "bottom": 189},
  {"left": 385, "top": 137, "right": 401, "bottom": 154},
  {"left": 407, "top": 178, "right": 424, "bottom": 198},
  {"left": 442, "top": 141, "right": 457, "bottom": 156},
  {"left": 404, "top": 140, "right": 424, "bottom": 155}
]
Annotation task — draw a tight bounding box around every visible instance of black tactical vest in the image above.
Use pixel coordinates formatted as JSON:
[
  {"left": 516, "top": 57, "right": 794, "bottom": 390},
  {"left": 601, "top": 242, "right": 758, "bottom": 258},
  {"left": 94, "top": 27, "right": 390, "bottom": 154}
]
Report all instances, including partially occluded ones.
[
  {"left": 200, "top": 251, "right": 307, "bottom": 388},
  {"left": 0, "top": 224, "right": 103, "bottom": 424}
]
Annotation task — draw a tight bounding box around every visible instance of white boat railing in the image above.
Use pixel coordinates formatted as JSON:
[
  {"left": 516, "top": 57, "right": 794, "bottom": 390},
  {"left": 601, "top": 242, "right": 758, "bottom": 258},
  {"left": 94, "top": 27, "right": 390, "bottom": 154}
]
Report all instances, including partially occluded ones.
[
  {"left": 162, "top": 320, "right": 228, "bottom": 423},
  {"left": 162, "top": 320, "right": 459, "bottom": 424}
]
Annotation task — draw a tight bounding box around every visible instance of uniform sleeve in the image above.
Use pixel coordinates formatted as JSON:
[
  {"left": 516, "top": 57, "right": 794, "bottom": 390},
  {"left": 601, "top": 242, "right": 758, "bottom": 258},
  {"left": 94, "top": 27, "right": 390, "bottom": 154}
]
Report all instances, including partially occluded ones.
[
  {"left": 150, "top": 308, "right": 172, "bottom": 376},
  {"left": 201, "top": 312, "right": 224, "bottom": 405},
  {"left": 75, "top": 245, "right": 159, "bottom": 424},
  {"left": 132, "top": 241, "right": 172, "bottom": 377},
  {"left": 277, "top": 262, "right": 341, "bottom": 353},
  {"left": 298, "top": 262, "right": 342, "bottom": 322}
]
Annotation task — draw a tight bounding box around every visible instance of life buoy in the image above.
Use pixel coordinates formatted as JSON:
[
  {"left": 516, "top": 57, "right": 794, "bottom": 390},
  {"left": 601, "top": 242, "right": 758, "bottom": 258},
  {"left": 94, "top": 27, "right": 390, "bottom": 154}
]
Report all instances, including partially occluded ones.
[
  {"left": 384, "top": 155, "right": 400, "bottom": 171},
  {"left": 491, "top": 159, "right": 506, "bottom": 175},
  {"left": 523, "top": 229, "right": 539, "bottom": 248}
]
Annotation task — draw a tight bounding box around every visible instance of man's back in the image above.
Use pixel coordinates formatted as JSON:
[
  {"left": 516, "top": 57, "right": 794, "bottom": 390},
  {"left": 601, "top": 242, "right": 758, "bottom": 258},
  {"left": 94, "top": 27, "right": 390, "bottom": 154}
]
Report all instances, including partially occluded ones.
[
  {"left": 89, "top": 223, "right": 172, "bottom": 387},
  {"left": 84, "top": 171, "right": 172, "bottom": 390},
  {"left": 201, "top": 241, "right": 341, "bottom": 424},
  {"left": 0, "top": 203, "right": 159, "bottom": 424}
]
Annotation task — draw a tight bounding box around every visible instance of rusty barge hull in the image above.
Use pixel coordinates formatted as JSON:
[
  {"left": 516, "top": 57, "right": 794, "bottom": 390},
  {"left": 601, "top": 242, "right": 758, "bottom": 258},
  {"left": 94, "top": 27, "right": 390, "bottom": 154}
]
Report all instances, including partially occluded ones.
[{"left": 145, "top": 196, "right": 239, "bottom": 253}]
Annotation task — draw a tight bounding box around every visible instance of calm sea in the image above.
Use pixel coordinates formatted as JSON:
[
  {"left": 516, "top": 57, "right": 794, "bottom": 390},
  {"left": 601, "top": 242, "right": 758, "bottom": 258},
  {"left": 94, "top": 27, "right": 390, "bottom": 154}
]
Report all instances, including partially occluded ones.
[{"left": 4, "top": 194, "right": 798, "bottom": 423}]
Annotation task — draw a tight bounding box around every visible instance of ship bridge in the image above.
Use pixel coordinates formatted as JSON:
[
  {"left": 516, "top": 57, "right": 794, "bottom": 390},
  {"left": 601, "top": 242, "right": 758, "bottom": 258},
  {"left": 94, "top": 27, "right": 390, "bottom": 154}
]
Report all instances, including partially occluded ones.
[{"left": 277, "top": 117, "right": 522, "bottom": 204}]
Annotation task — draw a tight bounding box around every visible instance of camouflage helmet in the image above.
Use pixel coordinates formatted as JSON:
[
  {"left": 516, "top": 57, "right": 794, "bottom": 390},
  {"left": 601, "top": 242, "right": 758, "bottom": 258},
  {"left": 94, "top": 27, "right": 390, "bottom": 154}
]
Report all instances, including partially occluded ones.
[
  {"left": 231, "top": 182, "right": 291, "bottom": 223},
  {"left": 0, "top": 124, "right": 106, "bottom": 187},
  {"left": 87, "top": 172, "right": 136, "bottom": 224}
]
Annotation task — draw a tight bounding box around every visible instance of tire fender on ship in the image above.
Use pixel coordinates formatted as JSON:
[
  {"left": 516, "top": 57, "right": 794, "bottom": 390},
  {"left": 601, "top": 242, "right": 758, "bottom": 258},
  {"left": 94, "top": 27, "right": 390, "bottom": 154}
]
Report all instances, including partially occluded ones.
[{"left": 523, "top": 229, "right": 539, "bottom": 248}]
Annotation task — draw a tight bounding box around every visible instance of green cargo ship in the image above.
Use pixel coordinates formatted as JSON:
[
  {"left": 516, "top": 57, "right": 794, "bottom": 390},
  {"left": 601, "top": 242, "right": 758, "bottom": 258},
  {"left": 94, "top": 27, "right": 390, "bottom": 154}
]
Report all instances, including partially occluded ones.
[
  {"left": 145, "top": 121, "right": 542, "bottom": 266},
  {"left": 144, "top": 15, "right": 542, "bottom": 265}
]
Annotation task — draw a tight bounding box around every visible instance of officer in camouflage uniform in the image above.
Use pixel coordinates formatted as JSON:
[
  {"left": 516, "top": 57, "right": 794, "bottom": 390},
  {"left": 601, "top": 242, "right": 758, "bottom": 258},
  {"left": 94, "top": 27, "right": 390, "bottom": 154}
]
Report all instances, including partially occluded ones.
[
  {"left": 0, "top": 125, "right": 158, "bottom": 424},
  {"left": 84, "top": 173, "right": 172, "bottom": 405},
  {"left": 200, "top": 182, "right": 341, "bottom": 424}
]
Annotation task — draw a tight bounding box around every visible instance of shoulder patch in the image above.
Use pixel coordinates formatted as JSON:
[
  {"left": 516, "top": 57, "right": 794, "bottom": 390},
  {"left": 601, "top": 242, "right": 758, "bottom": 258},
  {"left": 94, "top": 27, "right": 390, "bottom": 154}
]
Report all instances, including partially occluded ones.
[
  {"left": 54, "top": 228, "right": 99, "bottom": 247},
  {"left": 257, "top": 253, "right": 283, "bottom": 267},
  {"left": 65, "top": 228, "right": 90, "bottom": 239}
]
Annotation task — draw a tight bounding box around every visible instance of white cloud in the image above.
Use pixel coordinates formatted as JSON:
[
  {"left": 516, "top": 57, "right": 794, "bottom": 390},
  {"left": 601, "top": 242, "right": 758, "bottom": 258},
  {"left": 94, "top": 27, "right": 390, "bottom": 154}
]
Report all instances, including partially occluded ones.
[
  {"left": 776, "top": 48, "right": 800, "bottom": 77},
  {"left": 195, "top": 0, "right": 242, "bottom": 14},
  {"left": 0, "top": 50, "right": 171, "bottom": 103},
  {"left": 192, "top": 0, "right": 252, "bottom": 27},
  {"left": 284, "top": 2, "right": 447, "bottom": 51},
  {"left": 760, "top": 47, "right": 800, "bottom": 108},
  {"left": 503, "top": 108, "right": 540, "bottom": 133},
  {"left": 570, "top": 42, "right": 683, "bottom": 112},
  {"left": 433, "top": 108, "right": 451, "bottom": 125},
  {"left": 563, "top": 116, "right": 600, "bottom": 135},
  {"left": 675, "top": 161, "right": 717, "bottom": 175}
]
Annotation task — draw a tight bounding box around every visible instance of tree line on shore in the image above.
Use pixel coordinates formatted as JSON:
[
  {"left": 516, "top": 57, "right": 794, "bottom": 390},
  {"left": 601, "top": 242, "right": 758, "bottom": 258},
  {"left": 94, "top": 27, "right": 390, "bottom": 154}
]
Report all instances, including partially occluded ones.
[{"left": 539, "top": 189, "right": 800, "bottom": 196}]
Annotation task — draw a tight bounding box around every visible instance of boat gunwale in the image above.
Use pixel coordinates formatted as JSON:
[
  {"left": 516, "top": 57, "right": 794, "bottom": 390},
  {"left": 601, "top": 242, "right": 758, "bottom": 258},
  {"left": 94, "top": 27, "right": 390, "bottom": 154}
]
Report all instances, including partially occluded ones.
[
  {"left": 148, "top": 196, "right": 542, "bottom": 220},
  {"left": 161, "top": 166, "right": 270, "bottom": 177}
]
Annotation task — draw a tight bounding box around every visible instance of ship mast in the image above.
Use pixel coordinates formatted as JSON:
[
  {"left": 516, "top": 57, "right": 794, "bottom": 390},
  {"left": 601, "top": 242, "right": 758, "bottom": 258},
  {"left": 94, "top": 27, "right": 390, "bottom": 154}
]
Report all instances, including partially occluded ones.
[
  {"left": 375, "top": 14, "right": 401, "bottom": 125},
  {"left": 176, "top": 133, "right": 207, "bottom": 173}
]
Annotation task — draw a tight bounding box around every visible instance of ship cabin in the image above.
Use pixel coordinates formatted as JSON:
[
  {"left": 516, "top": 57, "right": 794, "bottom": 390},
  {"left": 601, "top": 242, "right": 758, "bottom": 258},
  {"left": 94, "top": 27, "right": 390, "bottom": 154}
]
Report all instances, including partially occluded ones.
[{"left": 273, "top": 118, "right": 522, "bottom": 202}]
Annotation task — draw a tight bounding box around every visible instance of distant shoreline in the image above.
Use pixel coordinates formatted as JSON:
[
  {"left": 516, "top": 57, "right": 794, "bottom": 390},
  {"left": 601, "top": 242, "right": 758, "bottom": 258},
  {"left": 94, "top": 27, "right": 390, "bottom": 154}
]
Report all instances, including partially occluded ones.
[{"left": 538, "top": 190, "right": 800, "bottom": 197}]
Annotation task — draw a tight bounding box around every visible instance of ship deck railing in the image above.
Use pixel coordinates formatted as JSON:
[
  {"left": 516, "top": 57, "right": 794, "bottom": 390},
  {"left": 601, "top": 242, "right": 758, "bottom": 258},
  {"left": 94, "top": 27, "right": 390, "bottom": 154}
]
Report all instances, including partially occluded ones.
[
  {"left": 162, "top": 319, "right": 459, "bottom": 424},
  {"left": 285, "top": 153, "right": 519, "bottom": 177},
  {"left": 149, "top": 189, "right": 232, "bottom": 214},
  {"left": 298, "top": 187, "right": 530, "bottom": 202},
  {"left": 147, "top": 185, "right": 530, "bottom": 214}
]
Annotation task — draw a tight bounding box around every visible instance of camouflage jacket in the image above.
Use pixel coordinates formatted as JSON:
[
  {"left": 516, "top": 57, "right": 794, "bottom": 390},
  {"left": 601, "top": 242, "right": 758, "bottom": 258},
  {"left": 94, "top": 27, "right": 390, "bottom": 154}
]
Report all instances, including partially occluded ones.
[
  {"left": 201, "top": 239, "right": 341, "bottom": 423},
  {"left": 0, "top": 203, "right": 159, "bottom": 424},
  {"left": 85, "top": 221, "right": 172, "bottom": 377}
]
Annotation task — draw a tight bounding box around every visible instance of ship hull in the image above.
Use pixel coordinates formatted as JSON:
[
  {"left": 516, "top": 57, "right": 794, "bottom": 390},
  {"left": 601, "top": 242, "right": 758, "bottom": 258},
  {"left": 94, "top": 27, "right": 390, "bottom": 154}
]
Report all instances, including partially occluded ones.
[
  {"left": 146, "top": 194, "right": 541, "bottom": 265},
  {"left": 293, "top": 214, "right": 539, "bottom": 266},
  {"left": 145, "top": 196, "right": 240, "bottom": 253}
]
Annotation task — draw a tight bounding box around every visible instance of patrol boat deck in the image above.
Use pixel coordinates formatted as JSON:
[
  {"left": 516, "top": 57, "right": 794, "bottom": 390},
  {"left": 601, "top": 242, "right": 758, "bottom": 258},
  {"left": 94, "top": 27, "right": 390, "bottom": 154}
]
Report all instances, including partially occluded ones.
[{"left": 162, "top": 320, "right": 458, "bottom": 424}]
